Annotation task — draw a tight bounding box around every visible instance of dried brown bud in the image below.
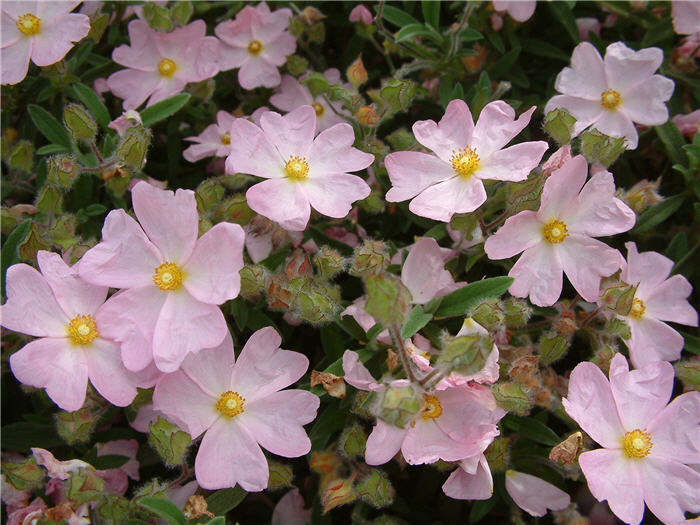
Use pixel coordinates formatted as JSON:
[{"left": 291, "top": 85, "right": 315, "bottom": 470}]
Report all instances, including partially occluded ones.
[
  {"left": 183, "top": 495, "right": 214, "bottom": 520},
  {"left": 385, "top": 348, "right": 399, "bottom": 371},
  {"left": 300, "top": 6, "right": 325, "bottom": 25},
  {"left": 347, "top": 55, "right": 368, "bottom": 87},
  {"left": 311, "top": 370, "right": 346, "bottom": 398},
  {"left": 356, "top": 105, "right": 379, "bottom": 126},
  {"left": 549, "top": 431, "right": 583, "bottom": 466},
  {"left": 508, "top": 355, "right": 540, "bottom": 388}
]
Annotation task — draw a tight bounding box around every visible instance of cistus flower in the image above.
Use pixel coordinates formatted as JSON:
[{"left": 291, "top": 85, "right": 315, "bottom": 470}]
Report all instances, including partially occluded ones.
[
  {"left": 492, "top": 1, "right": 536, "bottom": 22},
  {"left": 226, "top": 105, "right": 374, "bottom": 231},
  {"left": 153, "top": 328, "right": 319, "bottom": 491},
  {"left": 1, "top": 1, "right": 90, "bottom": 85},
  {"left": 563, "top": 354, "right": 700, "bottom": 524},
  {"left": 215, "top": 2, "right": 296, "bottom": 90},
  {"left": 385, "top": 99, "right": 548, "bottom": 222},
  {"left": 183, "top": 111, "right": 236, "bottom": 162},
  {"left": 271, "top": 488, "right": 312, "bottom": 525},
  {"left": 349, "top": 4, "right": 373, "bottom": 25},
  {"left": 78, "top": 181, "right": 245, "bottom": 373},
  {"left": 107, "top": 20, "right": 220, "bottom": 110},
  {"left": 617, "top": 242, "right": 697, "bottom": 369},
  {"left": 1, "top": 251, "right": 138, "bottom": 412},
  {"left": 545, "top": 42, "right": 675, "bottom": 149},
  {"left": 671, "top": 1, "right": 700, "bottom": 35},
  {"left": 485, "top": 155, "right": 635, "bottom": 307},
  {"left": 504, "top": 471, "right": 570, "bottom": 517},
  {"left": 672, "top": 109, "right": 700, "bottom": 136}
]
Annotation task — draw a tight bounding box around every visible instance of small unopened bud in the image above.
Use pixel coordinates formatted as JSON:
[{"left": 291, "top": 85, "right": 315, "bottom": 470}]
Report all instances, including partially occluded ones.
[
  {"left": 538, "top": 330, "right": 570, "bottom": 366},
  {"left": 2, "top": 458, "right": 44, "bottom": 490},
  {"left": 288, "top": 16, "right": 305, "bottom": 37},
  {"left": 492, "top": 381, "right": 533, "bottom": 416},
  {"left": 183, "top": 495, "right": 214, "bottom": 521},
  {"left": 314, "top": 246, "right": 346, "bottom": 278},
  {"left": 115, "top": 125, "right": 152, "bottom": 170},
  {"left": 356, "top": 469, "right": 395, "bottom": 509},
  {"left": 268, "top": 460, "right": 294, "bottom": 490},
  {"left": 599, "top": 279, "right": 638, "bottom": 316},
  {"left": 356, "top": 105, "right": 379, "bottom": 126},
  {"left": 436, "top": 333, "right": 493, "bottom": 377},
  {"left": 379, "top": 79, "right": 416, "bottom": 112},
  {"left": 471, "top": 298, "right": 505, "bottom": 330},
  {"left": 502, "top": 298, "right": 532, "bottom": 328},
  {"left": 55, "top": 400, "right": 104, "bottom": 444},
  {"left": 66, "top": 468, "right": 104, "bottom": 506},
  {"left": 461, "top": 43, "right": 488, "bottom": 73},
  {"left": 506, "top": 172, "right": 545, "bottom": 213},
  {"left": 285, "top": 250, "right": 313, "bottom": 278},
  {"left": 321, "top": 476, "right": 356, "bottom": 514},
  {"left": 171, "top": 0, "right": 194, "bottom": 26},
  {"left": 364, "top": 273, "right": 412, "bottom": 326},
  {"left": 285, "top": 55, "right": 309, "bottom": 76},
  {"left": 311, "top": 370, "right": 346, "bottom": 398},
  {"left": 581, "top": 129, "right": 626, "bottom": 167},
  {"left": 360, "top": 189, "right": 385, "bottom": 214},
  {"left": 622, "top": 178, "right": 663, "bottom": 214},
  {"left": 543, "top": 108, "right": 576, "bottom": 144},
  {"left": 300, "top": 6, "right": 325, "bottom": 25},
  {"left": 349, "top": 4, "right": 373, "bottom": 25},
  {"left": 549, "top": 432, "right": 583, "bottom": 466},
  {"left": 375, "top": 384, "right": 421, "bottom": 428},
  {"left": 48, "top": 154, "right": 80, "bottom": 189},
  {"left": 195, "top": 179, "right": 225, "bottom": 212},
  {"left": 338, "top": 423, "right": 367, "bottom": 460},
  {"left": 64, "top": 103, "right": 98, "bottom": 142},
  {"left": 219, "top": 194, "right": 255, "bottom": 225},
  {"left": 604, "top": 317, "right": 631, "bottom": 340},
  {"left": 148, "top": 417, "right": 191, "bottom": 467},
  {"left": 508, "top": 355, "right": 540, "bottom": 388},
  {"left": 347, "top": 55, "right": 368, "bottom": 88},
  {"left": 386, "top": 128, "right": 416, "bottom": 151},
  {"left": 307, "top": 22, "right": 326, "bottom": 43},
  {"left": 350, "top": 240, "right": 390, "bottom": 277}
]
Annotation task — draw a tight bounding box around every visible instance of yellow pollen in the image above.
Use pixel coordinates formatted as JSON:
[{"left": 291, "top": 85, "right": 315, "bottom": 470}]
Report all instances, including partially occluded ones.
[
  {"left": 622, "top": 429, "right": 652, "bottom": 459},
  {"left": 421, "top": 394, "right": 443, "bottom": 420},
  {"left": 312, "top": 102, "right": 325, "bottom": 117},
  {"left": 285, "top": 155, "right": 309, "bottom": 181},
  {"left": 67, "top": 315, "right": 99, "bottom": 346},
  {"left": 158, "top": 58, "right": 177, "bottom": 77},
  {"left": 601, "top": 89, "right": 622, "bottom": 111},
  {"left": 247, "top": 40, "right": 263, "bottom": 56},
  {"left": 629, "top": 298, "right": 646, "bottom": 320},
  {"left": 450, "top": 147, "right": 481, "bottom": 179},
  {"left": 153, "top": 262, "right": 184, "bottom": 291},
  {"left": 220, "top": 132, "right": 231, "bottom": 145},
  {"left": 17, "top": 13, "right": 41, "bottom": 36},
  {"left": 216, "top": 391, "right": 245, "bottom": 418},
  {"left": 542, "top": 219, "right": 569, "bottom": 244}
]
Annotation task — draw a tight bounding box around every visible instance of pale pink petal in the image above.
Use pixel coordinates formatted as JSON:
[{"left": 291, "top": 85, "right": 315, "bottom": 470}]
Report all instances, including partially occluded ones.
[
  {"left": 578, "top": 449, "right": 644, "bottom": 525},
  {"left": 627, "top": 316, "right": 685, "bottom": 368},
  {"left": 303, "top": 174, "right": 370, "bottom": 219},
  {"left": 106, "top": 69, "right": 161, "bottom": 111},
  {"left": 238, "top": 58, "right": 282, "bottom": 90},
  {"left": 384, "top": 151, "right": 455, "bottom": 202},
  {"left": 195, "top": 419, "right": 268, "bottom": 491},
  {"left": 1, "top": 10, "right": 22, "bottom": 47},
  {"left": 643, "top": 275, "right": 698, "bottom": 326},
  {"left": 259, "top": 32, "right": 296, "bottom": 66},
  {"left": 622, "top": 242, "right": 673, "bottom": 296},
  {"left": 537, "top": 154, "right": 587, "bottom": 221},
  {"left": 544, "top": 95, "right": 604, "bottom": 136},
  {"left": 31, "top": 448, "right": 91, "bottom": 480},
  {"left": 562, "top": 361, "right": 625, "bottom": 448},
  {"left": 180, "top": 331, "right": 236, "bottom": 399},
  {"left": 111, "top": 20, "right": 160, "bottom": 70},
  {"left": 559, "top": 235, "right": 623, "bottom": 302},
  {"left": 592, "top": 109, "right": 639, "bottom": 149},
  {"left": 505, "top": 471, "right": 570, "bottom": 517},
  {"left": 272, "top": 489, "right": 311, "bottom": 525},
  {"left": 553, "top": 42, "right": 607, "bottom": 100},
  {"left": 412, "top": 99, "right": 475, "bottom": 162},
  {"left": 484, "top": 210, "right": 542, "bottom": 260},
  {"left": 270, "top": 75, "right": 312, "bottom": 112},
  {"left": 342, "top": 350, "right": 382, "bottom": 391},
  {"left": 10, "top": 337, "right": 88, "bottom": 412},
  {"left": 97, "top": 440, "right": 139, "bottom": 480},
  {"left": 152, "top": 292, "right": 227, "bottom": 373},
  {"left": 479, "top": 141, "right": 548, "bottom": 182},
  {"left": 306, "top": 123, "right": 374, "bottom": 175},
  {"left": 365, "top": 420, "right": 408, "bottom": 465},
  {"left": 494, "top": 0, "right": 536, "bottom": 21},
  {"left": 230, "top": 327, "right": 309, "bottom": 401},
  {"left": 508, "top": 244, "right": 563, "bottom": 307},
  {"left": 349, "top": 4, "right": 373, "bottom": 25},
  {"left": 434, "top": 389, "right": 501, "bottom": 452},
  {"left": 471, "top": 103, "right": 535, "bottom": 157},
  {"left": 401, "top": 237, "right": 455, "bottom": 304},
  {"left": 1, "top": 36, "right": 31, "bottom": 85},
  {"left": 647, "top": 391, "right": 700, "bottom": 464},
  {"left": 609, "top": 353, "right": 674, "bottom": 430},
  {"left": 183, "top": 142, "right": 221, "bottom": 163},
  {"left": 78, "top": 209, "right": 162, "bottom": 289},
  {"left": 604, "top": 43, "right": 664, "bottom": 94},
  {"left": 402, "top": 417, "right": 475, "bottom": 464},
  {"left": 183, "top": 223, "right": 244, "bottom": 305},
  {"left": 242, "top": 390, "right": 319, "bottom": 457},
  {"left": 672, "top": 1, "right": 700, "bottom": 34},
  {"left": 30, "top": 13, "right": 89, "bottom": 66},
  {"left": 1, "top": 264, "right": 68, "bottom": 337},
  {"left": 260, "top": 106, "right": 316, "bottom": 160},
  {"left": 252, "top": 7, "right": 292, "bottom": 42},
  {"left": 640, "top": 456, "right": 700, "bottom": 524},
  {"left": 172, "top": 35, "right": 219, "bottom": 83},
  {"left": 409, "top": 175, "right": 487, "bottom": 221},
  {"left": 147, "top": 78, "right": 188, "bottom": 107},
  {"left": 442, "top": 456, "right": 493, "bottom": 500},
  {"left": 226, "top": 117, "right": 284, "bottom": 178},
  {"left": 96, "top": 469, "right": 129, "bottom": 495},
  {"left": 131, "top": 182, "right": 198, "bottom": 263},
  {"left": 620, "top": 75, "right": 674, "bottom": 126},
  {"left": 577, "top": 17, "right": 601, "bottom": 40},
  {"left": 246, "top": 178, "right": 311, "bottom": 231},
  {"left": 85, "top": 338, "right": 138, "bottom": 407},
  {"left": 130, "top": 402, "right": 163, "bottom": 433}
]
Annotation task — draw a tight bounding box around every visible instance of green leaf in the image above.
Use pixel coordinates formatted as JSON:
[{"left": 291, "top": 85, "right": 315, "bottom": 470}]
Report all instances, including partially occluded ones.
[
  {"left": 309, "top": 226, "right": 354, "bottom": 255},
  {"left": 633, "top": 194, "right": 685, "bottom": 233},
  {"left": 641, "top": 19, "right": 674, "bottom": 47},
  {"left": 83, "top": 203, "right": 108, "bottom": 217},
  {"left": 206, "top": 486, "right": 247, "bottom": 516},
  {"left": 140, "top": 93, "right": 191, "bottom": 127},
  {"left": 470, "top": 496, "right": 497, "bottom": 523},
  {"left": 548, "top": 2, "right": 579, "bottom": 43},
  {"left": 489, "top": 47, "right": 521, "bottom": 79},
  {"left": 521, "top": 38, "right": 570, "bottom": 61},
  {"left": 680, "top": 331, "right": 700, "bottom": 355},
  {"left": 72, "top": 83, "right": 111, "bottom": 129},
  {"left": 665, "top": 232, "right": 688, "bottom": 263},
  {"left": 459, "top": 28, "right": 484, "bottom": 42},
  {"left": 394, "top": 23, "right": 435, "bottom": 43},
  {"left": 1, "top": 422, "right": 63, "bottom": 453},
  {"left": 36, "top": 144, "right": 71, "bottom": 155},
  {"left": 381, "top": 5, "right": 420, "bottom": 27},
  {"left": 28, "top": 104, "right": 72, "bottom": 148},
  {"left": 259, "top": 246, "right": 290, "bottom": 271},
  {"left": 421, "top": 0, "right": 440, "bottom": 28},
  {"left": 400, "top": 305, "right": 433, "bottom": 339},
  {"left": 138, "top": 497, "right": 186, "bottom": 525},
  {"left": 1, "top": 219, "right": 31, "bottom": 297},
  {"left": 310, "top": 402, "right": 347, "bottom": 450},
  {"left": 203, "top": 518, "right": 226, "bottom": 525},
  {"left": 502, "top": 414, "right": 560, "bottom": 446},
  {"left": 434, "top": 277, "right": 514, "bottom": 318},
  {"left": 655, "top": 121, "right": 688, "bottom": 166}
]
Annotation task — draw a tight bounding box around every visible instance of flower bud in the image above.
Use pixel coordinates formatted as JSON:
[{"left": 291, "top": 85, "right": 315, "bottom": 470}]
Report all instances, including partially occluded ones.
[
  {"left": 239, "top": 264, "right": 267, "bottom": 298},
  {"left": 492, "top": 381, "right": 533, "bottom": 416},
  {"left": 114, "top": 125, "right": 152, "bottom": 170},
  {"left": 314, "top": 246, "right": 346, "bottom": 278},
  {"left": 622, "top": 178, "right": 663, "bottom": 214},
  {"left": 267, "top": 460, "right": 294, "bottom": 490},
  {"left": 436, "top": 333, "right": 493, "bottom": 377},
  {"left": 543, "top": 108, "right": 576, "bottom": 144},
  {"left": 604, "top": 317, "right": 631, "bottom": 339},
  {"left": 307, "top": 22, "right": 326, "bottom": 43},
  {"left": 538, "top": 330, "right": 570, "bottom": 366},
  {"left": 356, "top": 105, "right": 379, "bottom": 126},
  {"left": 301, "top": 71, "right": 329, "bottom": 97},
  {"left": 350, "top": 240, "right": 389, "bottom": 277},
  {"left": 321, "top": 476, "right": 356, "bottom": 514},
  {"left": 374, "top": 384, "right": 421, "bottom": 428},
  {"left": 310, "top": 450, "right": 341, "bottom": 479},
  {"left": 509, "top": 355, "right": 540, "bottom": 388},
  {"left": 66, "top": 468, "right": 104, "bottom": 506},
  {"left": 9, "top": 140, "right": 34, "bottom": 171},
  {"left": 171, "top": 1, "right": 194, "bottom": 27},
  {"left": 288, "top": 16, "right": 305, "bottom": 37},
  {"left": 386, "top": 128, "right": 416, "bottom": 150},
  {"left": 599, "top": 279, "right": 638, "bottom": 316},
  {"left": 347, "top": 55, "right": 368, "bottom": 88},
  {"left": 56, "top": 401, "right": 104, "bottom": 444},
  {"left": 195, "top": 179, "right": 225, "bottom": 212},
  {"left": 502, "top": 298, "right": 532, "bottom": 328},
  {"left": 506, "top": 172, "right": 545, "bottom": 213},
  {"left": 148, "top": 417, "right": 191, "bottom": 468},
  {"left": 581, "top": 129, "right": 626, "bottom": 167},
  {"left": 471, "top": 298, "right": 505, "bottom": 331},
  {"left": 300, "top": 6, "right": 325, "bottom": 25},
  {"left": 365, "top": 273, "right": 412, "bottom": 326},
  {"left": 218, "top": 193, "right": 255, "bottom": 225},
  {"left": 549, "top": 432, "right": 583, "bottom": 466},
  {"left": 143, "top": 2, "right": 173, "bottom": 31},
  {"left": 380, "top": 79, "right": 416, "bottom": 112},
  {"left": 18, "top": 223, "right": 50, "bottom": 262},
  {"left": 47, "top": 154, "right": 80, "bottom": 189},
  {"left": 337, "top": 423, "right": 367, "bottom": 460},
  {"left": 360, "top": 189, "right": 385, "bottom": 214},
  {"left": 356, "top": 469, "right": 395, "bottom": 509},
  {"left": 63, "top": 103, "right": 98, "bottom": 142},
  {"left": 590, "top": 344, "right": 618, "bottom": 374},
  {"left": 35, "top": 184, "right": 64, "bottom": 214},
  {"left": 285, "top": 55, "right": 309, "bottom": 76}
]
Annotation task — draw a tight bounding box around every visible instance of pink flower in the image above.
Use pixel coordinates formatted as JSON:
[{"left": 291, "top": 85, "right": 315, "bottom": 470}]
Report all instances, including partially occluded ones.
[
  {"left": 672, "top": 109, "right": 700, "bottom": 136},
  {"left": 1, "top": 251, "right": 138, "bottom": 412},
  {"left": 215, "top": 2, "right": 296, "bottom": 90},
  {"left": 153, "top": 327, "right": 319, "bottom": 491},
  {"left": 485, "top": 155, "right": 635, "bottom": 306},
  {"left": 342, "top": 351, "right": 503, "bottom": 466},
  {"left": 677, "top": 33, "right": 700, "bottom": 58},
  {"left": 109, "top": 110, "right": 142, "bottom": 136},
  {"left": 563, "top": 354, "right": 700, "bottom": 524},
  {"left": 545, "top": 42, "right": 675, "bottom": 149},
  {"left": 576, "top": 17, "right": 601, "bottom": 41},
  {"left": 226, "top": 105, "right": 373, "bottom": 231},
  {"left": 107, "top": 20, "right": 220, "bottom": 110},
  {"left": 492, "top": 1, "right": 536, "bottom": 22},
  {"left": 617, "top": 242, "right": 697, "bottom": 369},
  {"left": 671, "top": 1, "right": 700, "bottom": 35},
  {"left": 78, "top": 181, "right": 245, "bottom": 373},
  {"left": 272, "top": 489, "right": 312, "bottom": 525},
  {"left": 349, "top": 4, "right": 373, "bottom": 25},
  {"left": 443, "top": 454, "right": 494, "bottom": 500},
  {"left": 504, "top": 471, "right": 570, "bottom": 517},
  {"left": 270, "top": 70, "right": 349, "bottom": 131},
  {"left": 400, "top": 237, "right": 463, "bottom": 304},
  {"left": 385, "top": 99, "right": 548, "bottom": 222},
  {"left": 1, "top": 2, "right": 90, "bottom": 85},
  {"left": 95, "top": 440, "right": 140, "bottom": 494},
  {"left": 183, "top": 111, "right": 236, "bottom": 162}
]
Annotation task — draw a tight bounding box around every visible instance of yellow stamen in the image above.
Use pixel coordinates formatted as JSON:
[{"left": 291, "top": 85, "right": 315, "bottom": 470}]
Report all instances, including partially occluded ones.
[
  {"left": 216, "top": 391, "right": 245, "bottom": 418},
  {"left": 542, "top": 219, "right": 569, "bottom": 244},
  {"left": 247, "top": 40, "right": 263, "bottom": 56},
  {"left": 601, "top": 89, "right": 622, "bottom": 111},
  {"left": 450, "top": 147, "right": 481, "bottom": 179},
  {"left": 220, "top": 132, "right": 231, "bottom": 145},
  {"left": 622, "top": 429, "right": 652, "bottom": 459},
  {"left": 153, "top": 262, "right": 184, "bottom": 291},
  {"left": 421, "top": 394, "right": 443, "bottom": 420},
  {"left": 67, "top": 315, "right": 99, "bottom": 346},
  {"left": 312, "top": 102, "right": 325, "bottom": 117},
  {"left": 284, "top": 155, "right": 309, "bottom": 181},
  {"left": 158, "top": 58, "right": 177, "bottom": 77},
  {"left": 17, "top": 13, "right": 41, "bottom": 36},
  {"left": 629, "top": 298, "right": 646, "bottom": 320}
]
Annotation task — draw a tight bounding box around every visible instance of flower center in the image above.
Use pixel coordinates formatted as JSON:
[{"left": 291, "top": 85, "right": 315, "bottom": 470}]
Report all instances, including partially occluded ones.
[
  {"left": 601, "top": 89, "right": 622, "bottom": 111},
  {"left": 629, "top": 298, "right": 646, "bottom": 320},
  {"left": 420, "top": 394, "right": 443, "bottom": 420},
  {"left": 622, "top": 429, "right": 652, "bottom": 459},
  {"left": 542, "top": 219, "right": 569, "bottom": 244},
  {"left": 220, "top": 132, "right": 231, "bottom": 145},
  {"left": 312, "top": 102, "right": 325, "bottom": 117},
  {"left": 247, "top": 40, "right": 263, "bottom": 56},
  {"left": 284, "top": 155, "right": 309, "bottom": 181},
  {"left": 153, "top": 262, "right": 184, "bottom": 291},
  {"left": 216, "top": 391, "right": 245, "bottom": 418},
  {"left": 17, "top": 13, "right": 41, "bottom": 36},
  {"left": 450, "top": 147, "right": 481, "bottom": 179},
  {"left": 67, "top": 315, "right": 99, "bottom": 346},
  {"left": 158, "top": 58, "right": 178, "bottom": 77}
]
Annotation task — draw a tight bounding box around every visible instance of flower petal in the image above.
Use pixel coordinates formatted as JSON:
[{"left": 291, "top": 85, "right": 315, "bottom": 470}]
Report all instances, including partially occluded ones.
[
  {"left": 30, "top": 13, "right": 89, "bottom": 66},
  {"left": 226, "top": 116, "right": 284, "bottom": 178},
  {"left": 537, "top": 154, "right": 587, "bottom": 221},
  {"left": 559, "top": 235, "right": 623, "bottom": 302},
  {"left": 544, "top": 95, "right": 604, "bottom": 137},
  {"left": 592, "top": 110, "right": 639, "bottom": 149},
  {"left": 270, "top": 75, "right": 313, "bottom": 112},
  {"left": 505, "top": 471, "right": 570, "bottom": 517},
  {"left": 508, "top": 244, "right": 563, "bottom": 307},
  {"left": 554, "top": 42, "right": 607, "bottom": 100},
  {"left": 639, "top": 456, "right": 700, "bottom": 525},
  {"left": 365, "top": 420, "right": 408, "bottom": 466},
  {"left": 401, "top": 237, "right": 455, "bottom": 304},
  {"left": 246, "top": 178, "right": 310, "bottom": 231},
  {"left": 260, "top": 106, "right": 316, "bottom": 160},
  {"left": 442, "top": 456, "right": 493, "bottom": 500},
  {"left": 85, "top": 338, "right": 138, "bottom": 407},
  {"left": 604, "top": 42, "right": 664, "bottom": 94},
  {"left": 180, "top": 331, "right": 236, "bottom": 399},
  {"left": 409, "top": 175, "right": 487, "bottom": 222},
  {"left": 106, "top": 69, "right": 161, "bottom": 111},
  {"left": 485, "top": 210, "right": 542, "bottom": 260},
  {"left": 385, "top": 151, "right": 455, "bottom": 203},
  {"left": 471, "top": 103, "right": 535, "bottom": 157},
  {"left": 303, "top": 173, "right": 370, "bottom": 219},
  {"left": 480, "top": 141, "right": 548, "bottom": 182},
  {"left": 306, "top": 123, "right": 374, "bottom": 175},
  {"left": 342, "top": 350, "right": 382, "bottom": 391},
  {"left": 622, "top": 242, "right": 673, "bottom": 297},
  {"left": 0, "top": 35, "right": 31, "bottom": 85},
  {"left": 238, "top": 57, "right": 281, "bottom": 90},
  {"left": 620, "top": 75, "right": 674, "bottom": 126},
  {"left": 626, "top": 316, "right": 684, "bottom": 368},
  {"left": 412, "top": 99, "right": 474, "bottom": 162},
  {"left": 643, "top": 274, "right": 698, "bottom": 326},
  {"left": 647, "top": 391, "right": 700, "bottom": 465}
]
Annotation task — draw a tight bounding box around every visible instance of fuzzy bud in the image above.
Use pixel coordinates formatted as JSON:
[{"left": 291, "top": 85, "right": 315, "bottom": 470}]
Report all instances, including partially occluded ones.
[
  {"left": 471, "top": 298, "right": 505, "bottom": 331},
  {"left": 48, "top": 154, "right": 81, "bottom": 189},
  {"left": 386, "top": 128, "right": 416, "bottom": 151},
  {"left": 506, "top": 172, "right": 545, "bottom": 213},
  {"left": 350, "top": 240, "right": 390, "bottom": 277},
  {"left": 538, "top": 330, "right": 570, "bottom": 366},
  {"left": 171, "top": 1, "right": 194, "bottom": 27},
  {"left": 307, "top": 22, "right": 326, "bottom": 44},
  {"left": 35, "top": 184, "right": 64, "bottom": 214},
  {"left": 9, "top": 140, "right": 34, "bottom": 171},
  {"left": 143, "top": 2, "right": 173, "bottom": 31},
  {"left": 604, "top": 317, "right": 631, "bottom": 340},
  {"left": 356, "top": 105, "right": 379, "bottom": 126},
  {"left": 365, "top": 273, "right": 412, "bottom": 326},
  {"left": 63, "top": 103, "right": 98, "bottom": 142},
  {"left": 2, "top": 459, "right": 44, "bottom": 490},
  {"left": 268, "top": 460, "right": 295, "bottom": 490},
  {"left": 67, "top": 468, "right": 104, "bottom": 506},
  {"left": 300, "top": 6, "right": 325, "bottom": 25},
  {"left": 543, "top": 108, "right": 576, "bottom": 144},
  {"left": 374, "top": 384, "right": 421, "bottom": 428},
  {"left": 337, "top": 423, "right": 367, "bottom": 460},
  {"left": 590, "top": 344, "right": 618, "bottom": 374},
  {"left": 484, "top": 437, "right": 510, "bottom": 473},
  {"left": 321, "top": 476, "right": 356, "bottom": 514},
  {"left": 436, "top": 333, "right": 493, "bottom": 377},
  {"left": 674, "top": 358, "right": 700, "bottom": 392},
  {"left": 347, "top": 55, "right": 368, "bottom": 88},
  {"left": 218, "top": 194, "right": 255, "bottom": 225},
  {"left": 380, "top": 79, "right": 416, "bottom": 112},
  {"left": 492, "top": 382, "right": 533, "bottom": 416},
  {"left": 622, "top": 178, "right": 663, "bottom": 214},
  {"left": 599, "top": 279, "right": 638, "bottom": 316},
  {"left": 314, "top": 246, "right": 347, "bottom": 279},
  {"left": 115, "top": 125, "right": 152, "bottom": 170},
  {"left": 502, "top": 298, "right": 532, "bottom": 328},
  {"left": 55, "top": 401, "right": 104, "bottom": 444},
  {"left": 148, "top": 417, "right": 191, "bottom": 468},
  {"left": 581, "top": 129, "right": 626, "bottom": 167},
  {"left": 285, "top": 55, "right": 309, "bottom": 76},
  {"left": 356, "top": 469, "right": 395, "bottom": 509}
]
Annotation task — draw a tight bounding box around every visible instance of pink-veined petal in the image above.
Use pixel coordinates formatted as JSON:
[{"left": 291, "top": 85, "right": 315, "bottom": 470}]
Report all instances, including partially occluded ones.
[
  {"left": 365, "top": 420, "right": 408, "bottom": 466},
  {"left": 29, "top": 13, "right": 89, "bottom": 66},
  {"left": 409, "top": 175, "right": 487, "bottom": 222},
  {"left": 226, "top": 117, "right": 284, "bottom": 178},
  {"left": 508, "top": 244, "right": 563, "bottom": 307},
  {"left": 554, "top": 42, "right": 607, "bottom": 100},
  {"left": 384, "top": 151, "right": 455, "bottom": 203},
  {"left": 626, "top": 316, "right": 685, "bottom": 368},
  {"left": 412, "top": 99, "right": 475, "bottom": 162},
  {"left": 401, "top": 237, "right": 455, "bottom": 304},
  {"left": 471, "top": 103, "right": 535, "bottom": 157},
  {"left": 505, "top": 471, "right": 570, "bottom": 517},
  {"left": 85, "top": 338, "right": 138, "bottom": 407},
  {"left": 246, "top": 178, "right": 311, "bottom": 231},
  {"left": 537, "top": 155, "right": 588, "bottom": 221},
  {"left": 260, "top": 106, "right": 316, "bottom": 160},
  {"left": 479, "top": 141, "right": 548, "bottom": 182},
  {"left": 647, "top": 391, "right": 700, "bottom": 465},
  {"left": 639, "top": 456, "right": 700, "bottom": 525},
  {"left": 559, "top": 235, "right": 623, "bottom": 302},
  {"left": 306, "top": 123, "right": 374, "bottom": 175},
  {"left": 303, "top": 174, "right": 370, "bottom": 219},
  {"left": 604, "top": 43, "right": 664, "bottom": 94},
  {"left": 484, "top": 210, "right": 542, "bottom": 260},
  {"left": 643, "top": 274, "right": 698, "bottom": 326}
]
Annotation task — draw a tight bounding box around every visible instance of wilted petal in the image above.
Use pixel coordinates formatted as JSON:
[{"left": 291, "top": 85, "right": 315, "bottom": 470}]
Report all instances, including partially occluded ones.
[
  {"left": 442, "top": 456, "right": 493, "bottom": 500},
  {"left": 505, "top": 471, "right": 570, "bottom": 517}
]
